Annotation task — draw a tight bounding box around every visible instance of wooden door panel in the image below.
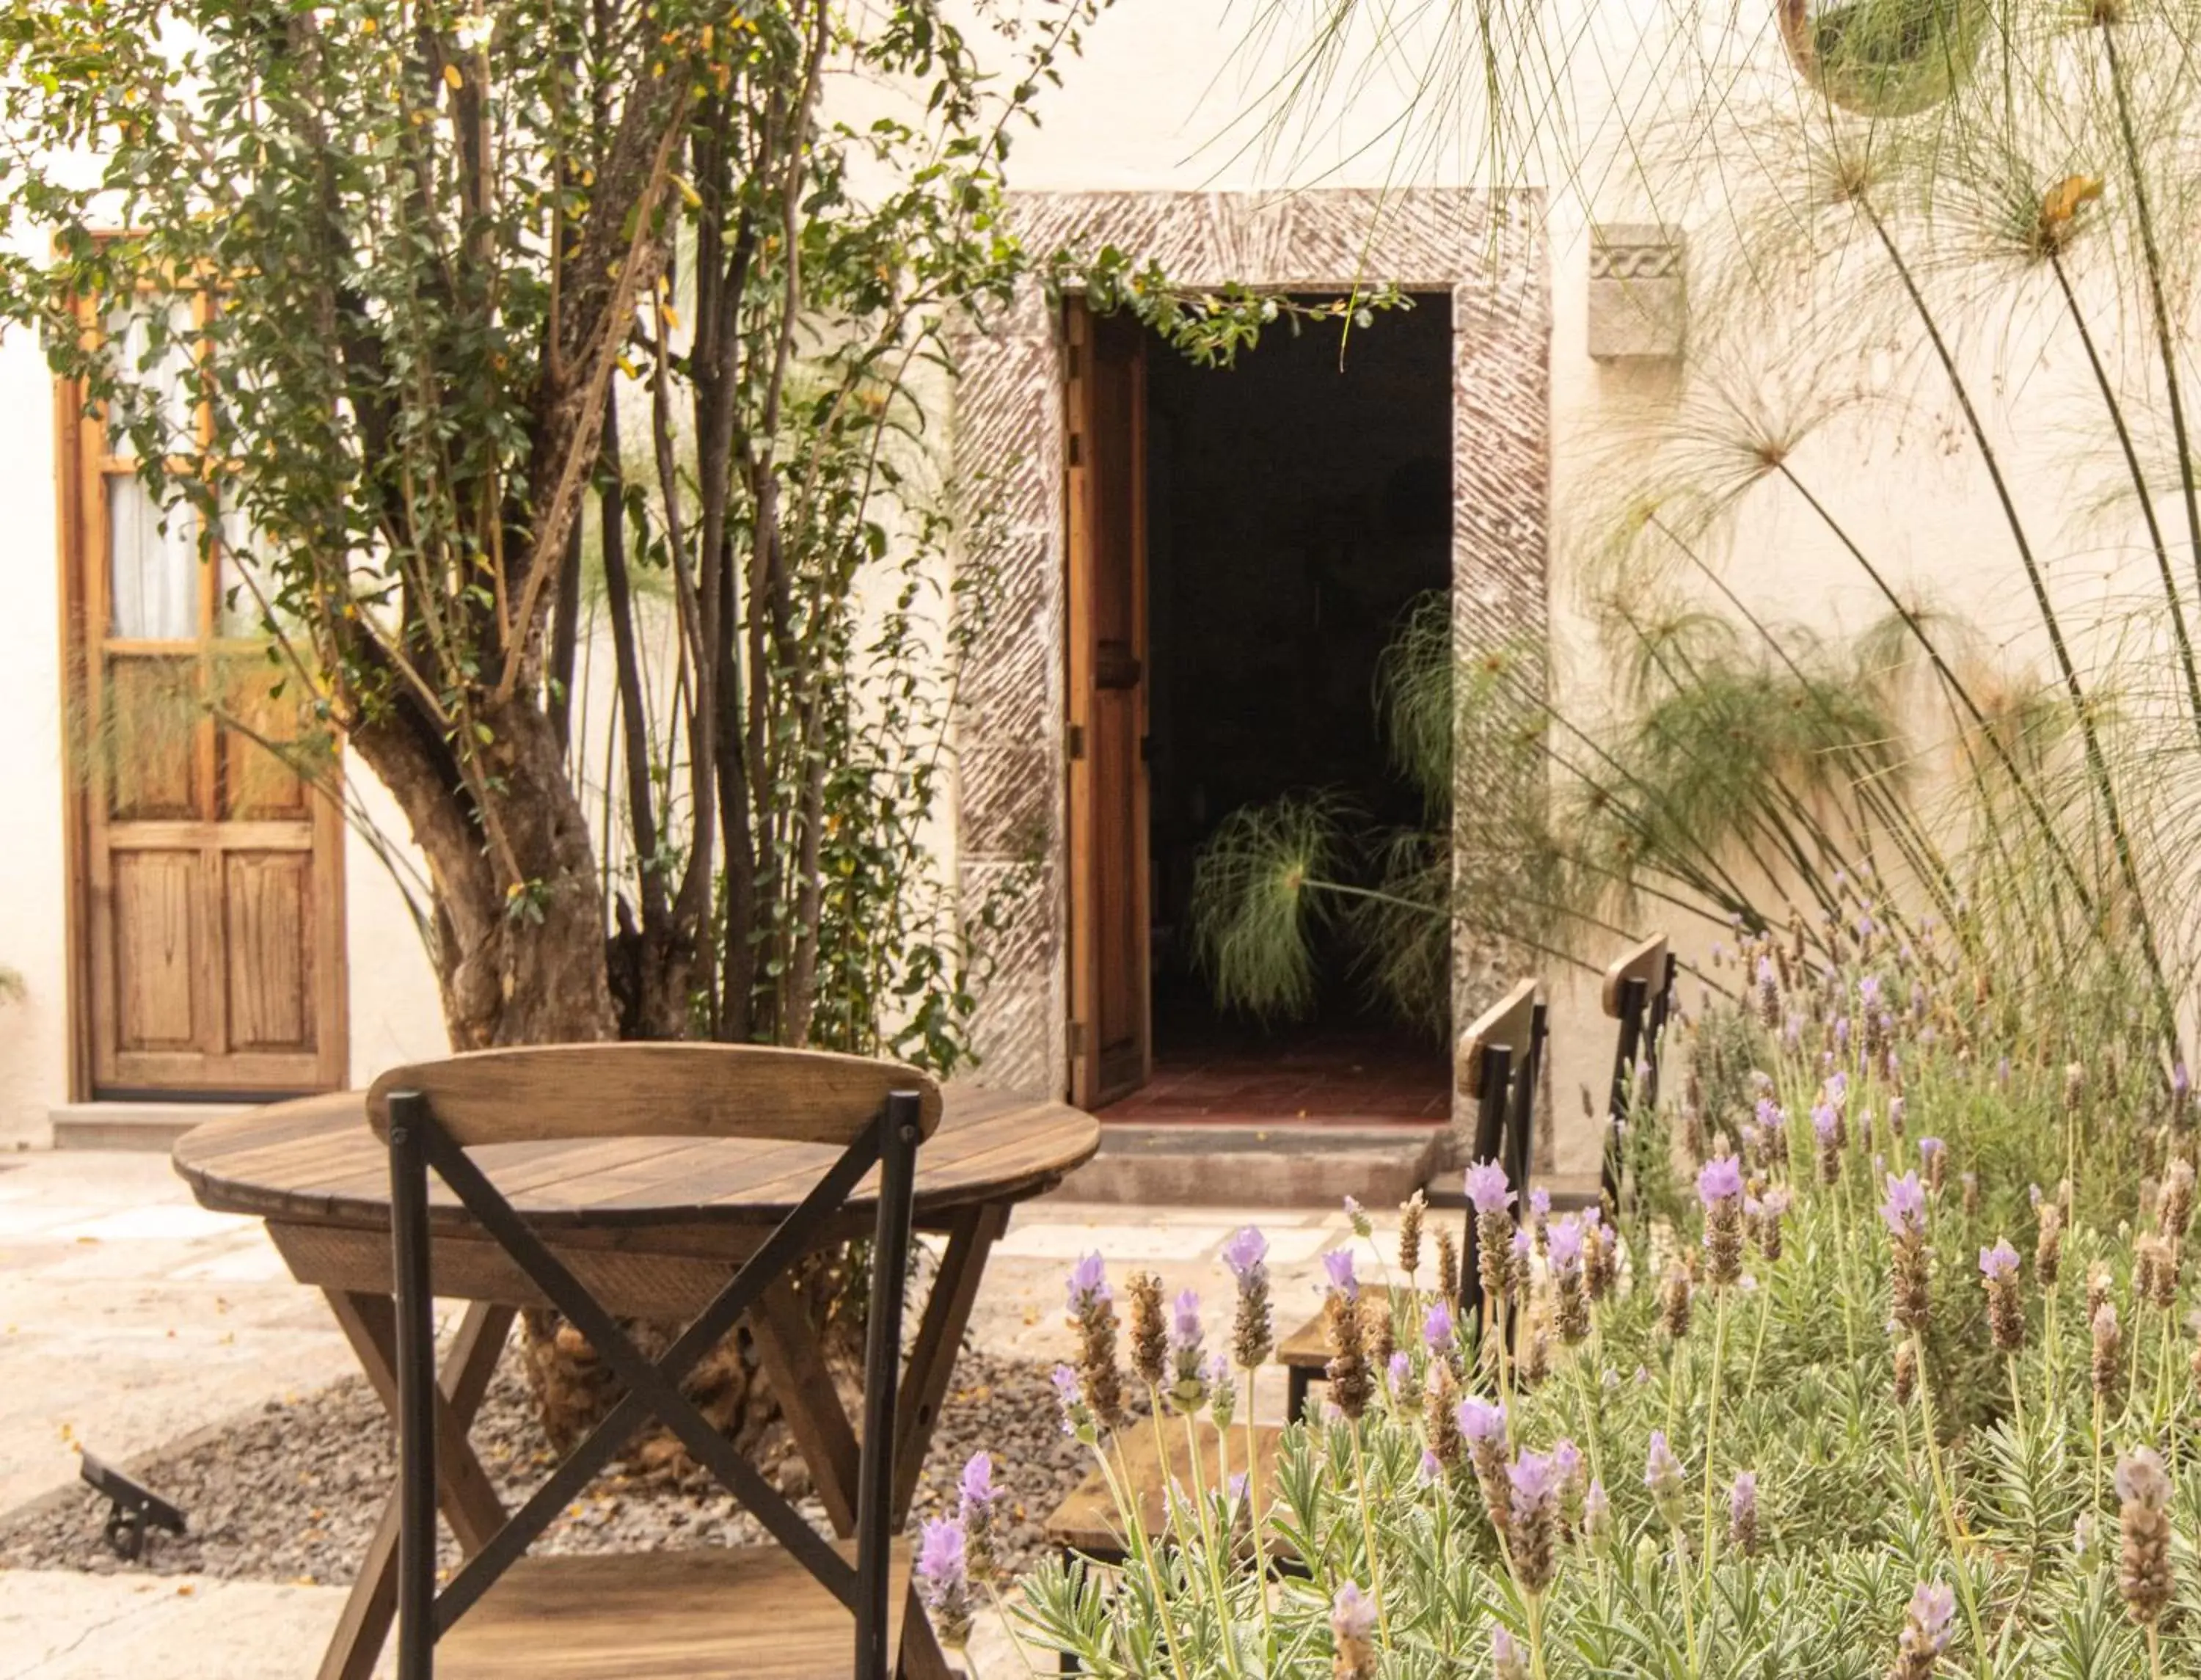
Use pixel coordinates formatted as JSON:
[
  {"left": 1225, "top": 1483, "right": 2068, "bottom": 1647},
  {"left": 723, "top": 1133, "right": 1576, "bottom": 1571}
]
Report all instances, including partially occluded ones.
[
  {"left": 103, "top": 656, "right": 202, "bottom": 820},
  {"left": 1065, "top": 304, "right": 1152, "bottom": 1109},
  {"left": 222, "top": 851, "right": 315, "bottom": 1053},
  {"left": 109, "top": 850, "right": 202, "bottom": 1051},
  {"left": 216, "top": 661, "right": 311, "bottom": 820}
]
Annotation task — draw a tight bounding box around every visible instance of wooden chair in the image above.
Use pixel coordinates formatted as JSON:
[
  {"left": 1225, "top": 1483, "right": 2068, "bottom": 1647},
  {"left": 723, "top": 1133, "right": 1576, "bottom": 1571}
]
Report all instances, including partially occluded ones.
[
  {"left": 1457, "top": 978, "right": 1545, "bottom": 1337},
  {"left": 1273, "top": 978, "right": 1545, "bottom": 1416},
  {"left": 1599, "top": 933, "right": 1677, "bottom": 1217},
  {"left": 372, "top": 1042, "right": 939, "bottom": 1680}
]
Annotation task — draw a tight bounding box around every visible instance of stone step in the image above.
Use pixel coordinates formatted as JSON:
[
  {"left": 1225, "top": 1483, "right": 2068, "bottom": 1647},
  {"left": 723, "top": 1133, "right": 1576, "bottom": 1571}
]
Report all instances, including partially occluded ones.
[
  {"left": 48, "top": 1103, "right": 244, "bottom": 1153},
  {"left": 1056, "top": 1122, "right": 1453, "bottom": 1208}
]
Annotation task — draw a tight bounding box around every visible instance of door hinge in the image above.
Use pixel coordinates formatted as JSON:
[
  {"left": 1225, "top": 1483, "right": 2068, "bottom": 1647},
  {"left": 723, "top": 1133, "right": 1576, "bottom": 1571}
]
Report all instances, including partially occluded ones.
[
  {"left": 1067, "top": 1020, "right": 1088, "bottom": 1058},
  {"left": 1067, "top": 431, "right": 1082, "bottom": 468},
  {"left": 1065, "top": 721, "right": 1086, "bottom": 761}
]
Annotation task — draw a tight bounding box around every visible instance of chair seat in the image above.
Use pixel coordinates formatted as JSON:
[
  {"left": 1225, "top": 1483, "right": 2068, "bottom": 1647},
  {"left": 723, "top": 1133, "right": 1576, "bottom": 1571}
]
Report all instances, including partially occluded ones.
[
  {"left": 1045, "top": 1420, "right": 1285, "bottom": 1559},
  {"left": 433, "top": 1541, "right": 912, "bottom": 1679}
]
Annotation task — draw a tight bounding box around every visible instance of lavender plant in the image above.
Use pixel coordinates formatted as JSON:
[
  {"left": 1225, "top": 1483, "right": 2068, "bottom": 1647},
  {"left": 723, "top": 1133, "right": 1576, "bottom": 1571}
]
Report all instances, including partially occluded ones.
[{"left": 1011, "top": 938, "right": 2201, "bottom": 1676}]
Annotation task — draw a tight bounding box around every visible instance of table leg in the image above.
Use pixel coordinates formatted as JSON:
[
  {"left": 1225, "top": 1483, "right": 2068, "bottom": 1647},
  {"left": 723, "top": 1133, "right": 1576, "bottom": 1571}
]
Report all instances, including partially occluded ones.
[
  {"left": 893, "top": 1205, "right": 1007, "bottom": 1524},
  {"left": 316, "top": 1296, "right": 513, "bottom": 1680},
  {"left": 748, "top": 1278, "right": 862, "bottom": 1537}
]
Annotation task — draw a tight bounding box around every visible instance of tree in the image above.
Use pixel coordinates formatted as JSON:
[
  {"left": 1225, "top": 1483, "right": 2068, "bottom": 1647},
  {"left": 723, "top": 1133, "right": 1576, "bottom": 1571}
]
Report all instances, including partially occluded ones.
[{"left": 0, "top": 0, "right": 1117, "bottom": 1063}]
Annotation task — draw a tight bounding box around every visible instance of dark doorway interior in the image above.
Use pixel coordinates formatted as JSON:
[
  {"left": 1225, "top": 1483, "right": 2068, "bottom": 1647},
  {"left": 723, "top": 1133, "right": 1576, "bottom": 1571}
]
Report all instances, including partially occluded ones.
[{"left": 1104, "top": 295, "right": 1454, "bottom": 1125}]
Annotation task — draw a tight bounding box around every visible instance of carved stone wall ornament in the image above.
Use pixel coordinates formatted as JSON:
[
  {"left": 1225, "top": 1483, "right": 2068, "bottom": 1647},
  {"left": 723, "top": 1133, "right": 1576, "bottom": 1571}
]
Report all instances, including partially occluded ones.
[{"left": 1588, "top": 223, "right": 1686, "bottom": 361}]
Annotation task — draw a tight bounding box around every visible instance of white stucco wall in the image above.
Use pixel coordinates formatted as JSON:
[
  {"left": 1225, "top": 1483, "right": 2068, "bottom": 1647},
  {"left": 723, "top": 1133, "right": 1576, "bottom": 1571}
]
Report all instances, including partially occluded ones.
[{"left": 0, "top": 286, "right": 71, "bottom": 1148}]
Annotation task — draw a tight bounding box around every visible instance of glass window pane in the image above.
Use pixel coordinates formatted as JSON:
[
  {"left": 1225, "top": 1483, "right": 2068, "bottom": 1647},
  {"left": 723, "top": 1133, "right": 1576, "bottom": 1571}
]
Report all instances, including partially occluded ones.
[
  {"left": 108, "top": 474, "right": 200, "bottom": 640},
  {"left": 102, "top": 298, "right": 197, "bottom": 458},
  {"left": 216, "top": 498, "right": 271, "bottom": 636}
]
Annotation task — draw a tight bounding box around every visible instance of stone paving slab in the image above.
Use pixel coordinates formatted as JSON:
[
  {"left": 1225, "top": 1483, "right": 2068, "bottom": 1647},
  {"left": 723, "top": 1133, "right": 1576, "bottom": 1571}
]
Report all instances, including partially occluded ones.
[
  {"left": 0, "top": 1569, "right": 373, "bottom": 1679},
  {"left": 0, "top": 1153, "right": 355, "bottom": 1516}
]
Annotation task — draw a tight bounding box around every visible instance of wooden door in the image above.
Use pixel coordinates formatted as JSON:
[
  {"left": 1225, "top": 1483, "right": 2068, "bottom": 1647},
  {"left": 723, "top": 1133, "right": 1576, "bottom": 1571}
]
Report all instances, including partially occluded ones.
[
  {"left": 1064, "top": 303, "right": 1151, "bottom": 1109},
  {"left": 59, "top": 292, "right": 348, "bottom": 1098}
]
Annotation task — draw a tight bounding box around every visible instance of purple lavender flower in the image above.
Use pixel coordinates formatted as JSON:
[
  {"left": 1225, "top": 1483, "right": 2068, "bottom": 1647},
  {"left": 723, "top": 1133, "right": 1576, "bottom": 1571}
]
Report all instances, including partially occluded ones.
[
  {"left": 919, "top": 1516, "right": 966, "bottom": 1582},
  {"left": 1834, "top": 1016, "right": 1851, "bottom": 1051},
  {"left": 1065, "top": 1251, "right": 1110, "bottom": 1313},
  {"left": 1918, "top": 1136, "right": 1944, "bottom": 1162},
  {"left": 1980, "top": 1238, "right": 2020, "bottom": 1280},
  {"left": 1825, "top": 1070, "right": 1850, "bottom": 1108},
  {"left": 1221, "top": 1225, "right": 1269, "bottom": 1280},
  {"left": 1465, "top": 1158, "right": 1516, "bottom": 1215},
  {"left": 916, "top": 1515, "right": 971, "bottom": 1637},
  {"left": 1552, "top": 1439, "right": 1583, "bottom": 1485},
  {"left": 1812, "top": 1103, "right": 1840, "bottom": 1144},
  {"left": 1697, "top": 1154, "right": 1745, "bottom": 1208},
  {"left": 1508, "top": 1450, "right": 1561, "bottom": 1512},
  {"left": 1419, "top": 1447, "right": 1445, "bottom": 1483},
  {"left": 1492, "top": 1627, "right": 1529, "bottom": 1680},
  {"left": 1646, "top": 1435, "right": 1673, "bottom": 1523},
  {"left": 1322, "top": 1247, "right": 1359, "bottom": 1301},
  {"left": 1511, "top": 1228, "right": 1533, "bottom": 1264},
  {"left": 1730, "top": 1469, "right": 1757, "bottom": 1527},
  {"left": 1529, "top": 1187, "right": 1552, "bottom": 1219},
  {"left": 1583, "top": 1478, "right": 1611, "bottom": 1538},
  {"left": 1755, "top": 1096, "right": 1785, "bottom": 1132},
  {"left": 1547, "top": 1218, "right": 1585, "bottom": 1274},
  {"left": 1859, "top": 976, "right": 1881, "bottom": 1008},
  {"left": 1331, "top": 1581, "right": 1378, "bottom": 1642},
  {"left": 1423, "top": 1301, "right": 1456, "bottom": 1350},
  {"left": 1051, "top": 1365, "right": 1080, "bottom": 1405},
  {"left": 1387, "top": 1350, "right": 1411, "bottom": 1393},
  {"left": 1458, "top": 1396, "right": 1507, "bottom": 1444},
  {"left": 1907, "top": 1582, "right": 1957, "bottom": 1651},
  {"left": 1881, "top": 1172, "right": 1928, "bottom": 1238},
  {"left": 959, "top": 1451, "right": 995, "bottom": 1510},
  {"left": 1169, "top": 1288, "right": 1203, "bottom": 1352},
  {"left": 1888, "top": 1095, "right": 1906, "bottom": 1135}
]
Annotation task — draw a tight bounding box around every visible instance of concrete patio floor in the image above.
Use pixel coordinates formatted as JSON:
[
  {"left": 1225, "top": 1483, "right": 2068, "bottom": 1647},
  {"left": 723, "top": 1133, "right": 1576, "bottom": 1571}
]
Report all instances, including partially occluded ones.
[{"left": 0, "top": 1144, "right": 1390, "bottom": 1677}]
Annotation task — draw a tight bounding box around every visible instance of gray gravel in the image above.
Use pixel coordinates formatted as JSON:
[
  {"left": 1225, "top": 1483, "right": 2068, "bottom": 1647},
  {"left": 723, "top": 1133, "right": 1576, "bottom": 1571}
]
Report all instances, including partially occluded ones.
[{"left": 0, "top": 1349, "right": 1098, "bottom": 1585}]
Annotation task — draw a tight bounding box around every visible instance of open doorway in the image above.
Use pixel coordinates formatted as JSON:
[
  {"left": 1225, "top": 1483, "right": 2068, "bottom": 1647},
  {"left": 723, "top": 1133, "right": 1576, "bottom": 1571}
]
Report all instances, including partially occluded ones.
[{"left": 1062, "top": 295, "right": 1454, "bottom": 1123}]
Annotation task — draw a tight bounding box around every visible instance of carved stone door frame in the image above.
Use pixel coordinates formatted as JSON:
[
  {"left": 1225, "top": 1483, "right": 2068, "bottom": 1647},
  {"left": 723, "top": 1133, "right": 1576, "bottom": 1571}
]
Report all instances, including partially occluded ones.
[{"left": 950, "top": 189, "right": 1551, "bottom": 1121}]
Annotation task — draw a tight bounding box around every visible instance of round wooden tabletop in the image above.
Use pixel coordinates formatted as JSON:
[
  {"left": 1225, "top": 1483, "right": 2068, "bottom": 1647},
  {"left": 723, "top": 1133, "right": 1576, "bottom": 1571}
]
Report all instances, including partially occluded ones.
[{"left": 173, "top": 1081, "right": 1099, "bottom": 1232}]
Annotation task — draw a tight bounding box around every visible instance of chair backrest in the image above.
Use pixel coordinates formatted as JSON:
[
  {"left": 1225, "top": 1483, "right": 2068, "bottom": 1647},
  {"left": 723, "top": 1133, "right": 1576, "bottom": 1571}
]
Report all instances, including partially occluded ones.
[
  {"left": 380, "top": 1042, "right": 933, "bottom": 1680},
  {"left": 366, "top": 1040, "right": 944, "bottom": 1148},
  {"left": 1456, "top": 978, "right": 1545, "bottom": 1329},
  {"left": 1600, "top": 932, "right": 1676, "bottom": 1215}
]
